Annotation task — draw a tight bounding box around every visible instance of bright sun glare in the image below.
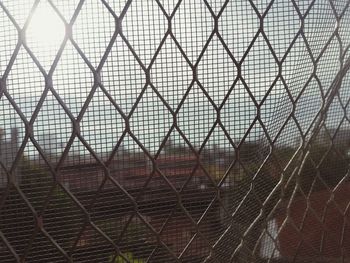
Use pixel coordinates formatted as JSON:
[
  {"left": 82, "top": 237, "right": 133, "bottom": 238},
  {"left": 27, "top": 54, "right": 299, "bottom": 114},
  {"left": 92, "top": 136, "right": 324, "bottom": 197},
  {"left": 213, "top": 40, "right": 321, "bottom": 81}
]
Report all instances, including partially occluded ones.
[{"left": 26, "top": 4, "right": 65, "bottom": 51}]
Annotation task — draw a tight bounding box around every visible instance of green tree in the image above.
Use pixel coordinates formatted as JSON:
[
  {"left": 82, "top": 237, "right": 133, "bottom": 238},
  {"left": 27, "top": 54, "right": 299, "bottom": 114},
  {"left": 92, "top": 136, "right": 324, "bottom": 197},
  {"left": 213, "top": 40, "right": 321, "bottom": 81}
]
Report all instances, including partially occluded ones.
[
  {"left": 0, "top": 157, "right": 83, "bottom": 261},
  {"left": 110, "top": 251, "right": 145, "bottom": 263}
]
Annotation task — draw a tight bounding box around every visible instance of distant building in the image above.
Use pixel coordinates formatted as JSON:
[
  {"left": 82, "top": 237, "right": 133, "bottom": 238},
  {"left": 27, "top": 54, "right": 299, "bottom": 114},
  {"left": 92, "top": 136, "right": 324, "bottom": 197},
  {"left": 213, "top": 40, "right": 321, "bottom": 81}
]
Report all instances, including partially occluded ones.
[
  {"left": 55, "top": 153, "right": 209, "bottom": 192},
  {"left": 0, "top": 128, "right": 19, "bottom": 187},
  {"left": 58, "top": 160, "right": 105, "bottom": 191}
]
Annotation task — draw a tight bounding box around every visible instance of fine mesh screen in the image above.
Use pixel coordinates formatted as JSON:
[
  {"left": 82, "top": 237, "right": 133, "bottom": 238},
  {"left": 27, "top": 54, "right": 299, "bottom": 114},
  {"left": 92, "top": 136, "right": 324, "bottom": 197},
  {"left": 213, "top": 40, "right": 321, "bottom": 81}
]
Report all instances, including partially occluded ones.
[{"left": 0, "top": 0, "right": 350, "bottom": 262}]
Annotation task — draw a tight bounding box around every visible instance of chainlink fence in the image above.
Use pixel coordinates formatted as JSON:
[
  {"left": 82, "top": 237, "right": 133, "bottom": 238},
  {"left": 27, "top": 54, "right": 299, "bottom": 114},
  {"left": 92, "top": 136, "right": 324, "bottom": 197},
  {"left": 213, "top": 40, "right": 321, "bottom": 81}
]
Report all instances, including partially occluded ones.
[{"left": 1, "top": 0, "right": 350, "bottom": 262}]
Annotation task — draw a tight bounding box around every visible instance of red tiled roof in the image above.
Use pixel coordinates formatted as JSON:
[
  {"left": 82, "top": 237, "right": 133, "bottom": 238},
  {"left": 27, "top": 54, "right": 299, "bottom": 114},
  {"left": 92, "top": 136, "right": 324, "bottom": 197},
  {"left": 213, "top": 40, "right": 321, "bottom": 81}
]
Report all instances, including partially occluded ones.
[{"left": 156, "top": 155, "right": 197, "bottom": 162}]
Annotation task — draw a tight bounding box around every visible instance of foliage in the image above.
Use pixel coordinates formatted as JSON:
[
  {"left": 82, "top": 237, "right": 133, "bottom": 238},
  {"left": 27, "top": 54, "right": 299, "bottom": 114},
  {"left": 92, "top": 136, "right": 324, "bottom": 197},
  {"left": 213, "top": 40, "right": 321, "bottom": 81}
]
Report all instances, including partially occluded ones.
[
  {"left": 298, "top": 143, "right": 349, "bottom": 192},
  {"left": 0, "top": 157, "right": 82, "bottom": 256},
  {"left": 110, "top": 251, "right": 145, "bottom": 263},
  {"left": 97, "top": 217, "right": 153, "bottom": 262}
]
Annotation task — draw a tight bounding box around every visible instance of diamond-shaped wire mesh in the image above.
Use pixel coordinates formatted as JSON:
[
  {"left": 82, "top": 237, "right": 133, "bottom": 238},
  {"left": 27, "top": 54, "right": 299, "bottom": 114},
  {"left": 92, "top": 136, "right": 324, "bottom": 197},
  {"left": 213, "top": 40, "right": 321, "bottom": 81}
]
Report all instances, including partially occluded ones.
[{"left": 0, "top": 0, "right": 350, "bottom": 262}]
